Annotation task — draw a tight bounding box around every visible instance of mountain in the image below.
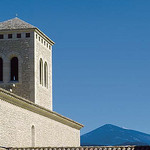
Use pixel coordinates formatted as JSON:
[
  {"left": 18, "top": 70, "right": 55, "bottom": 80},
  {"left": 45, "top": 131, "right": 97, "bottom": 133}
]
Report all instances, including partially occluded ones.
[{"left": 81, "top": 124, "right": 150, "bottom": 146}]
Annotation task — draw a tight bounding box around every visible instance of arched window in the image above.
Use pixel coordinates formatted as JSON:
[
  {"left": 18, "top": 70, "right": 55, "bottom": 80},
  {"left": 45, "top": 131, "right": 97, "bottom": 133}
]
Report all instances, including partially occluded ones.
[
  {"left": 31, "top": 125, "right": 35, "bottom": 147},
  {"left": 44, "top": 62, "right": 48, "bottom": 88},
  {"left": 0, "top": 58, "right": 3, "bottom": 81},
  {"left": 11, "top": 57, "right": 18, "bottom": 81},
  {"left": 40, "top": 59, "right": 43, "bottom": 85}
]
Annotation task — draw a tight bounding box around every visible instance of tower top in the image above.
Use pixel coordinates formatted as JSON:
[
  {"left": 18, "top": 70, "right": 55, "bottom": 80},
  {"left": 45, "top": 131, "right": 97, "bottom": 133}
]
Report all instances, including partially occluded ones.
[
  {"left": 0, "top": 17, "right": 35, "bottom": 31},
  {"left": 0, "top": 17, "right": 54, "bottom": 110},
  {"left": 0, "top": 17, "right": 55, "bottom": 45}
]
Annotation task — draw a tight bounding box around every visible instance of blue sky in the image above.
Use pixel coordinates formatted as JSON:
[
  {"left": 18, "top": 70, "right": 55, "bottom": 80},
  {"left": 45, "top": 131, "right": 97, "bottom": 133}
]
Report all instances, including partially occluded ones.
[{"left": 1, "top": 0, "right": 150, "bottom": 135}]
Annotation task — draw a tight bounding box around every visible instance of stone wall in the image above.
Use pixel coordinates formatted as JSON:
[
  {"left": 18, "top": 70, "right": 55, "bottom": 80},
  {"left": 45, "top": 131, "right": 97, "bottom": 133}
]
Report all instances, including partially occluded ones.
[
  {"left": 34, "top": 31, "right": 53, "bottom": 110},
  {"left": 0, "top": 29, "right": 54, "bottom": 110},
  {"left": 0, "top": 88, "right": 82, "bottom": 148},
  {"left": 0, "top": 30, "right": 35, "bottom": 102}
]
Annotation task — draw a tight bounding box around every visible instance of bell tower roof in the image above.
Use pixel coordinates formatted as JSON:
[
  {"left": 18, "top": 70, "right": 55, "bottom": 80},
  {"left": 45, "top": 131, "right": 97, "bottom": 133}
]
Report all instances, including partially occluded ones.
[
  {"left": 0, "top": 17, "right": 36, "bottom": 31},
  {"left": 0, "top": 17, "right": 55, "bottom": 45}
]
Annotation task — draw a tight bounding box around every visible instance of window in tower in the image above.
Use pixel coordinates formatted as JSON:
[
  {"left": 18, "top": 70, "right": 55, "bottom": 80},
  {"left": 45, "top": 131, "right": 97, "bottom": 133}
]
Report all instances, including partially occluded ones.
[
  {"left": 11, "top": 57, "right": 18, "bottom": 81},
  {"left": 0, "top": 34, "right": 4, "bottom": 39},
  {"left": 8, "top": 34, "right": 12, "bottom": 39},
  {"left": 40, "top": 59, "right": 43, "bottom": 85},
  {"left": 49, "top": 45, "right": 51, "bottom": 50},
  {"left": 17, "top": 33, "right": 21, "bottom": 38},
  {"left": 44, "top": 62, "right": 48, "bottom": 88},
  {"left": 0, "top": 58, "right": 3, "bottom": 81},
  {"left": 26, "top": 33, "right": 30, "bottom": 38}
]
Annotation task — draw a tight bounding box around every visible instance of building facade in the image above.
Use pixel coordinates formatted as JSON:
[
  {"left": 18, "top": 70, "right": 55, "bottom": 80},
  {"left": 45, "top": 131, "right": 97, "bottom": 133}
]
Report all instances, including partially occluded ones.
[
  {"left": 0, "top": 18, "right": 83, "bottom": 147},
  {"left": 0, "top": 17, "right": 54, "bottom": 110}
]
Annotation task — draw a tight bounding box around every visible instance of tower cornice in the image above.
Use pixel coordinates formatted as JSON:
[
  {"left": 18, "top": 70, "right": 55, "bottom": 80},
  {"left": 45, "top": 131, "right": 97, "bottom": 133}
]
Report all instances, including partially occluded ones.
[{"left": 0, "top": 17, "right": 55, "bottom": 45}]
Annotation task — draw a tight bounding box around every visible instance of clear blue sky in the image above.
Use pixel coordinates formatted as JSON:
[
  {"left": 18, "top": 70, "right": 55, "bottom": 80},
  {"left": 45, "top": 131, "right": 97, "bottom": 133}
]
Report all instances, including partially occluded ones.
[{"left": 1, "top": 0, "right": 150, "bottom": 135}]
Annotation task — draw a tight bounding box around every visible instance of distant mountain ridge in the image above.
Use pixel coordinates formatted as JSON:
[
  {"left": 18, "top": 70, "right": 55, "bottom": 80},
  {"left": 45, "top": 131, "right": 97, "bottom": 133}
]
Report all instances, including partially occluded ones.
[{"left": 81, "top": 124, "right": 150, "bottom": 146}]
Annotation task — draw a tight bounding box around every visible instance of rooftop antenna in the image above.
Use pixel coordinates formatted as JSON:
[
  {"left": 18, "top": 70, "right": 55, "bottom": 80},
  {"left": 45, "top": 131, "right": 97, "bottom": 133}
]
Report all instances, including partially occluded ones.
[{"left": 16, "top": 13, "right": 18, "bottom": 17}]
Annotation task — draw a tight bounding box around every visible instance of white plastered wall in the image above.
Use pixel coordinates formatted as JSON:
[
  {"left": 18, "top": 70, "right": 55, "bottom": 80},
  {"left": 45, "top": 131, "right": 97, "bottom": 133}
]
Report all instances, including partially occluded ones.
[{"left": 0, "top": 98, "right": 80, "bottom": 147}]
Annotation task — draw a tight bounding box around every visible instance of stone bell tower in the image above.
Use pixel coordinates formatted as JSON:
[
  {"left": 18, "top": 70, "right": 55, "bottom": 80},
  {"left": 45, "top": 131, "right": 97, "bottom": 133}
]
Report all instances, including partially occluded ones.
[{"left": 0, "top": 17, "right": 54, "bottom": 110}]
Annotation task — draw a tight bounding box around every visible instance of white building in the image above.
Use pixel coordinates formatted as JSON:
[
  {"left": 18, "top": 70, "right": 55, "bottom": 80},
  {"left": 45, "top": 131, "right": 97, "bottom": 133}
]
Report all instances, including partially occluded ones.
[{"left": 0, "top": 17, "right": 83, "bottom": 148}]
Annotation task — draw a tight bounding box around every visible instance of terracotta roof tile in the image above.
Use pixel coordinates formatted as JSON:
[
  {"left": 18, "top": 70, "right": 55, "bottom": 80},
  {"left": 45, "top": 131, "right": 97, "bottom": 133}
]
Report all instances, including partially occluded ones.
[{"left": 6, "top": 146, "right": 150, "bottom": 150}]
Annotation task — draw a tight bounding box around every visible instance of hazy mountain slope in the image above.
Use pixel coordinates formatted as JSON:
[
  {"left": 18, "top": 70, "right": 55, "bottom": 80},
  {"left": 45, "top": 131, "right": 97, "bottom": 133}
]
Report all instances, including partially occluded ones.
[{"left": 81, "top": 124, "right": 150, "bottom": 146}]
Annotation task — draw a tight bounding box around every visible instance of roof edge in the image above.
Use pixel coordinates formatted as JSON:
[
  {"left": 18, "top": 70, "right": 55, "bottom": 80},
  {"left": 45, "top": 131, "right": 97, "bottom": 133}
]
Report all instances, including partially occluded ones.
[
  {"left": 0, "top": 88, "right": 84, "bottom": 130},
  {"left": 6, "top": 146, "right": 150, "bottom": 150},
  {"left": 0, "top": 27, "right": 55, "bottom": 45},
  {"left": 35, "top": 28, "right": 55, "bottom": 45}
]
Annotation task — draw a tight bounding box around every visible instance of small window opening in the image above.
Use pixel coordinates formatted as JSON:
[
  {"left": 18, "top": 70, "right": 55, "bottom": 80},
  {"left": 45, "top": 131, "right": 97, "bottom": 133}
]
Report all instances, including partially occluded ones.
[
  {"left": 0, "top": 34, "right": 4, "bottom": 39},
  {"left": 31, "top": 125, "right": 35, "bottom": 147},
  {"left": 41, "top": 39, "right": 43, "bottom": 43},
  {"left": 17, "top": 33, "right": 21, "bottom": 38},
  {"left": 39, "top": 36, "right": 40, "bottom": 41},
  {"left": 36, "top": 34, "right": 37, "bottom": 39},
  {"left": 0, "top": 58, "right": 3, "bottom": 81},
  {"left": 44, "top": 62, "right": 48, "bottom": 88},
  {"left": 26, "top": 33, "right": 30, "bottom": 38},
  {"left": 40, "top": 59, "right": 43, "bottom": 85},
  {"left": 8, "top": 34, "right": 12, "bottom": 39},
  {"left": 11, "top": 57, "right": 18, "bottom": 81}
]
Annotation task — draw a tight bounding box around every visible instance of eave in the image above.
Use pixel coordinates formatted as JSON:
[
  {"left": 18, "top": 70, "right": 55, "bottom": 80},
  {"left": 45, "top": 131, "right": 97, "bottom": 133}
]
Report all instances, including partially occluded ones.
[{"left": 0, "top": 88, "right": 84, "bottom": 130}]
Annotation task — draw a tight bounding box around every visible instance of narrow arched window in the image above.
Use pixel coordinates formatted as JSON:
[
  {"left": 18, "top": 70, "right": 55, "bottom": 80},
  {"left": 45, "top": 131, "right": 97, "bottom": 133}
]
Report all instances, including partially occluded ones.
[
  {"left": 40, "top": 59, "right": 43, "bottom": 85},
  {"left": 44, "top": 62, "right": 48, "bottom": 88},
  {"left": 0, "top": 58, "right": 3, "bottom": 81},
  {"left": 11, "top": 57, "right": 18, "bottom": 81},
  {"left": 31, "top": 125, "right": 35, "bottom": 147}
]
